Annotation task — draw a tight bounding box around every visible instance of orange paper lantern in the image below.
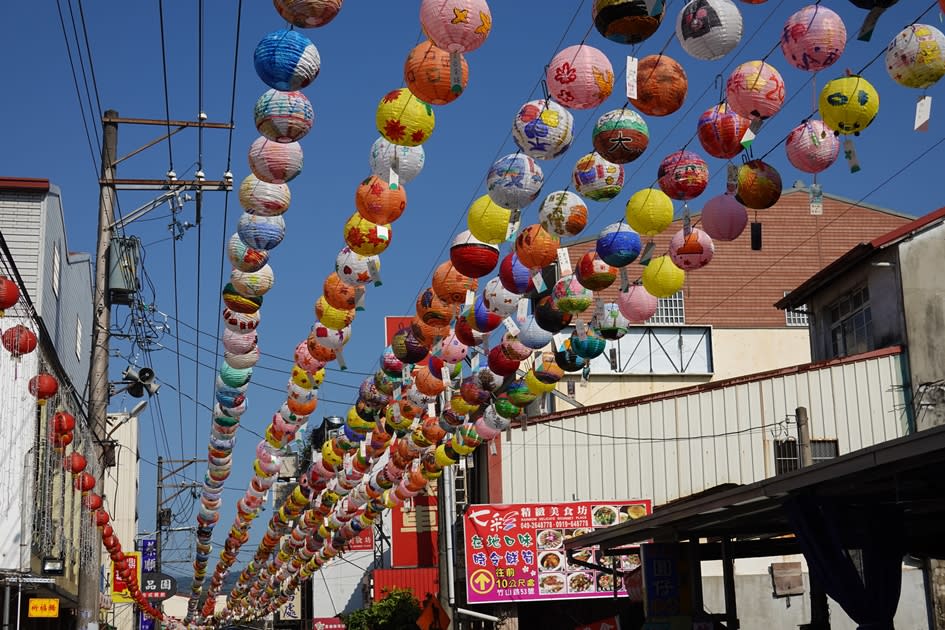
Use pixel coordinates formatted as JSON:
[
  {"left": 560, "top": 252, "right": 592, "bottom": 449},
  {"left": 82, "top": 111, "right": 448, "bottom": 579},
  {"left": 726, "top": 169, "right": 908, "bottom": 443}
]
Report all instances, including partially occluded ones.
[
  {"left": 355, "top": 175, "right": 407, "bottom": 225},
  {"left": 432, "top": 261, "right": 478, "bottom": 305},
  {"left": 404, "top": 40, "right": 469, "bottom": 106},
  {"left": 630, "top": 54, "right": 688, "bottom": 117},
  {"left": 514, "top": 224, "right": 559, "bottom": 270}
]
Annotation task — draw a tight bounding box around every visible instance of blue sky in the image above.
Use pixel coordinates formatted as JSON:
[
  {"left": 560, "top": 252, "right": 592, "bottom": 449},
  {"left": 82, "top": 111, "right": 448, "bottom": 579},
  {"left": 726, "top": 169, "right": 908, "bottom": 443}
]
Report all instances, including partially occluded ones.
[{"left": 1, "top": 0, "right": 942, "bottom": 578}]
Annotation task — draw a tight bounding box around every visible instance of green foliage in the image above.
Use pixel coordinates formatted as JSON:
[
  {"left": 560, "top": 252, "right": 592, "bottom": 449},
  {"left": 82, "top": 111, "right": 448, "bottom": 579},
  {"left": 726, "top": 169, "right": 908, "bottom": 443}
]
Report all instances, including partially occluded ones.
[{"left": 341, "top": 588, "right": 422, "bottom": 630}]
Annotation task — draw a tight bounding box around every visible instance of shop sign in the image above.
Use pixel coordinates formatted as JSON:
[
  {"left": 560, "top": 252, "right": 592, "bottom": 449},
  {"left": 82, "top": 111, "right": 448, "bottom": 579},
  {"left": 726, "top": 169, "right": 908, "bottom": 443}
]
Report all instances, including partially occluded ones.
[{"left": 28, "top": 598, "right": 59, "bottom": 618}]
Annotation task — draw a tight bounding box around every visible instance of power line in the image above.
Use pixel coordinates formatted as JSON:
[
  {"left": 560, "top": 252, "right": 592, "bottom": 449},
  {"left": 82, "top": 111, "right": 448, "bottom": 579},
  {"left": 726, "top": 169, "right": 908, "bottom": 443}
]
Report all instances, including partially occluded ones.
[
  {"left": 54, "top": 0, "right": 98, "bottom": 176},
  {"left": 157, "top": 0, "right": 175, "bottom": 173}
]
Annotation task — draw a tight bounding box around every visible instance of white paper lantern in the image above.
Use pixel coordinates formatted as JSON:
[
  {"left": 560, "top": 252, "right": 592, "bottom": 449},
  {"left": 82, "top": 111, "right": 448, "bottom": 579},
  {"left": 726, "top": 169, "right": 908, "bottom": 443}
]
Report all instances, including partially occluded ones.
[
  {"left": 486, "top": 153, "right": 544, "bottom": 210},
  {"left": 482, "top": 277, "right": 521, "bottom": 318},
  {"left": 675, "top": 0, "right": 743, "bottom": 61},
  {"left": 511, "top": 99, "right": 575, "bottom": 160},
  {"left": 230, "top": 265, "right": 275, "bottom": 298},
  {"left": 248, "top": 136, "right": 303, "bottom": 184},
  {"left": 238, "top": 174, "right": 291, "bottom": 216},
  {"left": 368, "top": 137, "right": 425, "bottom": 184}
]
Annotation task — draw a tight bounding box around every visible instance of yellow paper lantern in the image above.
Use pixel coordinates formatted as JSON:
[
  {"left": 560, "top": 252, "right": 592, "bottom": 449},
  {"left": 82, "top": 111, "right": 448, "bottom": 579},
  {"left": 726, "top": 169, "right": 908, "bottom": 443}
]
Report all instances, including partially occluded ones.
[
  {"left": 315, "top": 295, "right": 355, "bottom": 330},
  {"left": 524, "top": 369, "right": 556, "bottom": 395},
  {"left": 641, "top": 255, "right": 685, "bottom": 298},
  {"left": 435, "top": 444, "right": 458, "bottom": 467},
  {"left": 467, "top": 195, "right": 513, "bottom": 245},
  {"left": 376, "top": 88, "right": 435, "bottom": 147},
  {"left": 819, "top": 75, "right": 879, "bottom": 136},
  {"left": 625, "top": 188, "right": 673, "bottom": 236},
  {"left": 343, "top": 213, "right": 391, "bottom": 256}
]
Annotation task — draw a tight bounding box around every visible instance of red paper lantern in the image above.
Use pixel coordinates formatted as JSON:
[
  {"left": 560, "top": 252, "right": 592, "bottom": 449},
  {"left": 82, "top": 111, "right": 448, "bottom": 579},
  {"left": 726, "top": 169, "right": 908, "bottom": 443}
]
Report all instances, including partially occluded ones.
[
  {"left": 53, "top": 411, "right": 76, "bottom": 435},
  {"left": 2, "top": 324, "right": 37, "bottom": 357},
  {"left": 0, "top": 277, "right": 19, "bottom": 316},
  {"left": 101, "top": 524, "right": 113, "bottom": 538},
  {"left": 63, "top": 452, "right": 87, "bottom": 475},
  {"left": 29, "top": 373, "right": 58, "bottom": 405},
  {"left": 52, "top": 432, "right": 74, "bottom": 450},
  {"left": 74, "top": 471, "right": 96, "bottom": 494},
  {"left": 102, "top": 534, "right": 118, "bottom": 551},
  {"left": 488, "top": 345, "right": 520, "bottom": 377},
  {"left": 83, "top": 492, "right": 103, "bottom": 511}
]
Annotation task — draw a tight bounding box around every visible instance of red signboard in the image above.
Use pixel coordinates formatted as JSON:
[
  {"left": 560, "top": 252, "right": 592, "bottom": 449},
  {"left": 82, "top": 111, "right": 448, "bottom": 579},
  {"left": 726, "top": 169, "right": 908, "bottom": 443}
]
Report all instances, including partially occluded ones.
[
  {"left": 373, "top": 567, "right": 439, "bottom": 602},
  {"left": 384, "top": 316, "right": 414, "bottom": 347},
  {"left": 576, "top": 616, "right": 621, "bottom": 630},
  {"left": 312, "top": 618, "right": 345, "bottom": 630},
  {"left": 347, "top": 526, "right": 374, "bottom": 552},
  {"left": 391, "top": 484, "right": 439, "bottom": 567},
  {"left": 463, "top": 500, "right": 651, "bottom": 604}
]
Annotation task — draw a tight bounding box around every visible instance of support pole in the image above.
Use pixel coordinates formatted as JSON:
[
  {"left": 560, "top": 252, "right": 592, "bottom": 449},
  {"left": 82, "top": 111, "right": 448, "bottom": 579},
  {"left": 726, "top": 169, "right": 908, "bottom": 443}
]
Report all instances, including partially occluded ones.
[
  {"left": 3, "top": 583, "right": 9, "bottom": 630},
  {"left": 156, "top": 455, "right": 164, "bottom": 630},
  {"left": 796, "top": 407, "right": 813, "bottom": 468},
  {"left": 796, "top": 407, "right": 830, "bottom": 629},
  {"left": 721, "top": 538, "right": 739, "bottom": 630}
]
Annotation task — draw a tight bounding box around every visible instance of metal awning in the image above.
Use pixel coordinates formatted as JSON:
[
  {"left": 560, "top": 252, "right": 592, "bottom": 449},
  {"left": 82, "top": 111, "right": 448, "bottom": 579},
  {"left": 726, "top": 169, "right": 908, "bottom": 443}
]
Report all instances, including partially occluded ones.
[{"left": 565, "top": 424, "right": 945, "bottom": 558}]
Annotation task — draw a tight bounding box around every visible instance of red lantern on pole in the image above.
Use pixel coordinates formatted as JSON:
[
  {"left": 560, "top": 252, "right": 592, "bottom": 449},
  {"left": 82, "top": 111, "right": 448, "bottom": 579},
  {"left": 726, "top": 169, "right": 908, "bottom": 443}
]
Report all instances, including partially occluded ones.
[
  {"left": 0, "top": 277, "right": 19, "bottom": 316},
  {"left": 102, "top": 535, "right": 118, "bottom": 550},
  {"left": 94, "top": 509, "right": 110, "bottom": 528},
  {"left": 51, "top": 432, "right": 74, "bottom": 452},
  {"left": 62, "top": 452, "right": 87, "bottom": 475},
  {"left": 2, "top": 325, "right": 37, "bottom": 358},
  {"left": 83, "top": 492, "right": 103, "bottom": 511},
  {"left": 28, "top": 373, "right": 58, "bottom": 406},
  {"left": 74, "top": 471, "right": 96, "bottom": 494},
  {"left": 101, "top": 524, "right": 113, "bottom": 539},
  {"left": 52, "top": 411, "right": 76, "bottom": 435}
]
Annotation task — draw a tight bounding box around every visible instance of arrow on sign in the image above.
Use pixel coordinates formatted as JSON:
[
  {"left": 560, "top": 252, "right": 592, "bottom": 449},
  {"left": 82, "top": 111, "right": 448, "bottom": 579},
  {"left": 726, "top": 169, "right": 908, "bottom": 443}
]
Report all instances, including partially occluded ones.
[{"left": 474, "top": 573, "right": 491, "bottom": 589}]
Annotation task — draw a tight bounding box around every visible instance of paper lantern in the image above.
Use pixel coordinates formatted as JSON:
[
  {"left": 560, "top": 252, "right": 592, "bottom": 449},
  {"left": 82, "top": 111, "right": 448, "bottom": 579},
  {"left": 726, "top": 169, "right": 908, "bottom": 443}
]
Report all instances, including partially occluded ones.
[
  {"left": 538, "top": 191, "right": 587, "bottom": 238},
  {"left": 465, "top": 295, "right": 503, "bottom": 333},
  {"left": 74, "top": 471, "right": 96, "bottom": 494},
  {"left": 785, "top": 120, "right": 840, "bottom": 174},
  {"left": 735, "top": 159, "right": 782, "bottom": 209},
  {"left": 227, "top": 234, "right": 269, "bottom": 273},
  {"left": 554, "top": 338, "right": 586, "bottom": 372},
  {"left": 52, "top": 411, "right": 76, "bottom": 435},
  {"left": 570, "top": 330, "right": 607, "bottom": 359},
  {"left": 440, "top": 332, "right": 469, "bottom": 364},
  {"left": 272, "top": 0, "right": 343, "bottom": 28},
  {"left": 498, "top": 253, "right": 534, "bottom": 295},
  {"left": 511, "top": 99, "right": 575, "bottom": 160},
  {"left": 222, "top": 329, "right": 257, "bottom": 357},
  {"left": 573, "top": 152, "right": 624, "bottom": 202},
  {"left": 552, "top": 275, "right": 593, "bottom": 314},
  {"left": 641, "top": 255, "right": 685, "bottom": 298},
  {"left": 700, "top": 193, "right": 747, "bottom": 241},
  {"left": 676, "top": 0, "right": 743, "bottom": 60},
  {"left": 323, "top": 272, "right": 359, "bottom": 310},
  {"left": 0, "top": 277, "right": 19, "bottom": 316},
  {"left": 534, "top": 295, "right": 573, "bottom": 333},
  {"left": 405, "top": 40, "right": 468, "bottom": 106},
  {"left": 419, "top": 0, "right": 492, "bottom": 53},
  {"left": 254, "top": 89, "right": 314, "bottom": 143},
  {"left": 2, "top": 324, "right": 36, "bottom": 357},
  {"left": 238, "top": 174, "right": 290, "bottom": 216},
  {"left": 514, "top": 224, "right": 559, "bottom": 270},
  {"left": 781, "top": 5, "right": 846, "bottom": 72},
  {"left": 593, "top": 108, "right": 649, "bottom": 164},
  {"left": 335, "top": 247, "right": 380, "bottom": 287},
  {"left": 576, "top": 250, "right": 617, "bottom": 291},
  {"left": 726, "top": 60, "right": 785, "bottom": 120},
  {"left": 238, "top": 213, "right": 286, "bottom": 251},
  {"left": 454, "top": 316, "right": 486, "bottom": 346},
  {"left": 343, "top": 213, "right": 392, "bottom": 256},
  {"left": 355, "top": 175, "right": 407, "bottom": 225},
  {"left": 432, "top": 261, "right": 478, "bottom": 304},
  {"left": 546, "top": 44, "right": 614, "bottom": 110},
  {"left": 253, "top": 30, "right": 321, "bottom": 91},
  {"left": 219, "top": 363, "right": 253, "bottom": 390},
  {"left": 477, "top": 278, "right": 515, "bottom": 319},
  {"left": 416, "top": 287, "right": 456, "bottom": 328},
  {"left": 414, "top": 365, "right": 446, "bottom": 397},
  {"left": 669, "top": 227, "right": 715, "bottom": 270},
  {"left": 315, "top": 295, "right": 355, "bottom": 330},
  {"left": 500, "top": 333, "right": 532, "bottom": 363},
  {"left": 626, "top": 188, "right": 673, "bottom": 236},
  {"left": 64, "top": 452, "right": 87, "bottom": 475},
  {"left": 248, "top": 137, "right": 303, "bottom": 184},
  {"left": 818, "top": 75, "right": 879, "bottom": 135},
  {"left": 230, "top": 265, "right": 275, "bottom": 298},
  {"left": 487, "top": 345, "right": 519, "bottom": 376},
  {"left": 29, "top": 373, "right": 58, "bottom": 405},
  {"left": 517, "top": 316, "right": 554, "bottom": 349},
  {"left": 467, "top": 196, "right": 513, "bottom": 246},
  {"left": 596, "top": 303, "right": 629, "bottom": 340},
  {"left": 593, "top": 0, "right": 664, "bottom": 44},
  {"left": 369, "top": 137, "right": 425, "bottom": 184},
  {"left": 886, "top": 25, "right": 945, "bottom": 89},
  {"left": 657, "top": 150, "right": 709, "bottom": 201},
  {"left": 506, "top": 379, "right": 538, "bottom": 406},
  {"left": 486, "top": 153, "right": 544, "bottom": 210},
  {"left": 697, "top": 104, "right": 749, "bottom": 159},
  {"left": 630, "top": 54, "right": 688, "bottom": 116},
  {"left": 376, "top": 88, "right": 435, "bottom": 147},
  {"left": 311, "top": 322, "right": 350, "bottom": 350},
  {"left": 450, "top": 229, "right": 500, "bottom": 277}
]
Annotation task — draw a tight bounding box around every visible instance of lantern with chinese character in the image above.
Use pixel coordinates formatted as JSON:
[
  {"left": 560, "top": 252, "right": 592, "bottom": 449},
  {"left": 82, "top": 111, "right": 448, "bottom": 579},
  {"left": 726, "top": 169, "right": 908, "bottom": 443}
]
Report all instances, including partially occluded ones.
[
  {"left": 630, "top": 54, "right": 688, "bottom": 116},
  {"left": 781, "top": 5, "right": 846, "bottom": 72},
  {"left": 369, "top": 137, "right": 425, "bottom": 184},
  {"left": 700, "top": 193, "right": 747, "bottom": 241},
  {"left": 248, "top": 137, "right": 303, "bottom": 185},
  {"left": 404, "top": 40, "right": 469, "bottom": 106},
  {"left": 641, "top": 255, "right": 685, "bottom": 298},
  {"left": 486, "top": 153, "right": 544, "bottom": 211},
  {"left": 657, "top": 150, "right": 709, "bottom": 201},
  {"left": 511, "top": 99, "right": 575, "bottom": 160},
  {"left": 467, "top": 197, "right": 514, "bottom": 246},
  {"left": 419, "top": 0, "right": 492, "bottom": 53},
  {"left": 735, "top": 160, "right": 782, "bottom": 209},
  {"left": 573, "top": 152, "right": 625, "bottom": 202},
  {"left": 0, "top": 277, "right": 20, "bottom": 316},
  {"left": 538, "top": 190, "right": 587, "bottom": 239},
  {"left": 697, "top": 104, "right": 749, "bottom": 159},
  {"left": 432, "top": 261, "right": 478, "bottom": 304},
  {"left": 29, "top": 373, "right": 59, "bottom": 406},
  {"left": 576, "top": 250, "right": 617, "bottom": 291},
  {"left": 376, "top": 88, "right": 435, "bottom": 147},
  {"left": 253, "top": 30, "right": 321, "bottom": 91},
  {"left": 675, "top": 0, "right": 743, "bottom": 61},
  {"left": 596, "top": 221, "right": 642, "bottom": 267},
  {"left": 272, "top": 0, "right": 343, "bottom": 28},
  {"left": 669, "top": 227, "right": 715, "bottom": 270},
  {"left": 593, "top": 108, "right": 649, "bottom": 164},
  {"left": 726, "top": 60, "right": 785, "bottom": 120},
  {"left": 450, "top": 229, "right": 500, "bottom": 277},
  {"left": 343, "top": 213, "right": 392, "bottom": 257},
  {"left": 254, "top": 89, "right": 314, "bottom": 143},
  {"left": 626, "top": 188, "right": 673, "bottom": 236},
  {"left": 785, "top": 120, "right": 840, "bottom": 173},
  {"left": 593, "top": 0, "right": 664, "bottom": 44},
  {"left": 546, "top": 45, "right": 614, "bottom": 110},
  {"left": 514, "top": 224, "right": 559, "bottom": 270},
  {"left": 886, "top": 24, "right": 945, "bottom": 89},
  {"left": 2, "top": 324, "right": 37, "bottom": 358}
]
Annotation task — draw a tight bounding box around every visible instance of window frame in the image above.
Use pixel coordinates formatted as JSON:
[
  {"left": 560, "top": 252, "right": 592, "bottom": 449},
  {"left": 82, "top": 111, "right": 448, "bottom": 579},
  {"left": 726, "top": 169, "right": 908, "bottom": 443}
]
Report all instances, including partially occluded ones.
[
  {"left": 52, "top": 244, "right": 61, "bottom": 297},
  {"left": 828, "top": 285, "right": 873, "bottom": 356},
  {"left": 647, "top": 290, "right": 685, "bottom": 325},
  {"left": 774, "top": 438, "right": 839, "bottom": 475}
]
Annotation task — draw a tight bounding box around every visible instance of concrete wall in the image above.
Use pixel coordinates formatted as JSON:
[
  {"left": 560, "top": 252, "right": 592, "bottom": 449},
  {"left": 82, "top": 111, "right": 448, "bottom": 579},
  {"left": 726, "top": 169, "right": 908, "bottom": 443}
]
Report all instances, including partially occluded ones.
[{"left": 312, "top": 515, "right": 391, "bottom": 618}]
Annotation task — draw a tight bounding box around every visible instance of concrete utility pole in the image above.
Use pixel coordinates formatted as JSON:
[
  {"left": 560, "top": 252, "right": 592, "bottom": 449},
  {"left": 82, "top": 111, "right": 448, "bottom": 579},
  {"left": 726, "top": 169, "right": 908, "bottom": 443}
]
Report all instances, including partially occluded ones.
[
  {"left": 796, "top": 406, "right": 813, "bottom": 468},
  {"left": 796, "top": 406, "right": 830, "bottom": 630}
]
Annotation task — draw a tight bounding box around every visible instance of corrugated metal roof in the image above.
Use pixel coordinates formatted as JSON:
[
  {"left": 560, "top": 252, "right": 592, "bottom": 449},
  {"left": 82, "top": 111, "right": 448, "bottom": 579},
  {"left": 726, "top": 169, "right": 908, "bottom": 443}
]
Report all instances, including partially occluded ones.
[{"left": 372, "top": 567, "right": 439, "bottom": 602}]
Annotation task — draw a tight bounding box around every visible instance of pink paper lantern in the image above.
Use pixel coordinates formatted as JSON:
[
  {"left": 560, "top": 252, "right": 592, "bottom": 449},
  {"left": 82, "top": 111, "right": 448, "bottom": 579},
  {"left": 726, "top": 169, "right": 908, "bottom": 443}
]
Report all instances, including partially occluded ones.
[
  {"left": 657, "top": 150, "right": 709, "bottom": 201},
  {"left": 546, "top": 45, "right": 614, "bottom": 110},
  {"left": 248, "top": 137, "right": 303, "bottom": 184},
  {"left": 785, "top": 119, "right": 840, "bottom": 174},
  {"left": 669, "top": 227, "right": 715, "bottom": 270},
  {"left": 618, "top": 284, "right": 658, "bottom": 323},
  {"left": 780, "top": 5, "right": 846, "bottom": 72},
  {"left": 419, "top": 0, "right": 492, "bottom": 53},
  {"left": 700, "top": 193, "right": 747, "bottom": 241},
  {"left": 726, "top": 60, "right": 785, "bottom": 120}
]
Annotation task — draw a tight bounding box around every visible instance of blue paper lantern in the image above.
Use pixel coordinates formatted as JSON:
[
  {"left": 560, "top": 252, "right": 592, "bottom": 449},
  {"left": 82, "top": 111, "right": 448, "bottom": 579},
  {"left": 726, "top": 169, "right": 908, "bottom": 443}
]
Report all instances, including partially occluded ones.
[
  {"left": 499, "top": 252, "right": 534, "bottom": 295},
  {"left": 517, "top": 316, "right": 554, "bottom": 350},
  {"left": 237, "top": 213, "right": 286, "bottom": 251},
  {"left": 254, "top": 89, "right": 315, "bottom": 143},
  {"left": 253, "top": 30, "right": 321, "bottom": 91},
  {"left": 596, "top": 221, "right": 642, "bottom": 267}
]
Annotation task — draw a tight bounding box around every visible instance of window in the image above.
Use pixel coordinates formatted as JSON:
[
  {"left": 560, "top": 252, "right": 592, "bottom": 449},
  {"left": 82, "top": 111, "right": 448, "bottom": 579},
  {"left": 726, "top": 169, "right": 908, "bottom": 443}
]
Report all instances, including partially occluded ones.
[
  {"left": 75, "top": 316, "right": 82, "bottom": 359},
  {"left": 784, "top": 291, "right": 809, "bottom": 327},
  {"left": 52, "top": 245, "right": 61, "bottom": 297},
  {"left": 829, "top": 286, "right": 873, "bottom": 356},
  {"left": 774, "top": 439, "right": 839, "bottom": 474},
  {"left": 647, "top": 290, "right": 685, "bottom": 325}
]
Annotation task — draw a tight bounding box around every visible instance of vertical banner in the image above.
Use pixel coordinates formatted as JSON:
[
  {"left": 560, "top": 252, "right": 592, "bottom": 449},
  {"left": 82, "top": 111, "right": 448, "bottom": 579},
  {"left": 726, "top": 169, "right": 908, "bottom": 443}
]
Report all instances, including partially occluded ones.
[
  {"left": 391, "top": 484, "right": 439, "bottom": 567},
  {"left": 138, "top": 539, "right": 157, "bottom": 630},
  {"left": 112, "top": 551, "right": 141, "bottom": 603}
]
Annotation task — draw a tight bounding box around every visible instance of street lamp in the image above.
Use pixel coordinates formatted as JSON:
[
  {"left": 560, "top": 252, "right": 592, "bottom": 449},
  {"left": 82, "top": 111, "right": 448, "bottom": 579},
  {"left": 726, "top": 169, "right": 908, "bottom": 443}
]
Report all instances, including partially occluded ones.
[{"left": 41, "top": 555, "right": 65, "bottom": 576}]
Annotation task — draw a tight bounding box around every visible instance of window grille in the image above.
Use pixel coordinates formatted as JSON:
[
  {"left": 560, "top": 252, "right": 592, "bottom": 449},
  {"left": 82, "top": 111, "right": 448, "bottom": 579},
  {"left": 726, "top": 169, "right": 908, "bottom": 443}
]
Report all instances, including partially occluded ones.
[
  {"left": 774, "top": 439, "right": 838, "bottom": 474},
  {"left": 784, "top": 291, "right": 809, "bottom": 327},
  {"left": 829, "top": 286, "right": 873, "bottom": 356},
  {"left": 647, "top": 290, "right": 685, "bottom": 325},
  {"left": 52, "top": 245, "right": 61, "bottom": 297},
  {"left": 75, "top": 316, "right": 82, "bottom": 358}
]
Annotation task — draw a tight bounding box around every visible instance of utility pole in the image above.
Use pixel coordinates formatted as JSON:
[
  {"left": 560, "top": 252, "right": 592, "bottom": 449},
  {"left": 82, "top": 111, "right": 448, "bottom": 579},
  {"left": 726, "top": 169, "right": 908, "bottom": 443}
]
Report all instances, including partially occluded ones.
[
  {"left": 796, "top": 406, "right": 813, "bottom": 468},
  {"left": 796, "top": 406, "right": 830, "bottom": 630}
]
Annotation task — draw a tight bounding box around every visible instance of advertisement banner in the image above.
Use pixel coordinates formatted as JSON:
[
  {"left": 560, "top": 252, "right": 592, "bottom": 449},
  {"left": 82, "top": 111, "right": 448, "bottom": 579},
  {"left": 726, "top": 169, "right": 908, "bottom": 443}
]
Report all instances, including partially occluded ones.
[
  {"left": 313, "top": 619, "right": 346, "bottom": 630},
  {"left": 138, "top": 539, "right": 157, "bottom": 630},
  {"left": 463, "top": 500, "right": 651, "bottom": 604},
  {"left": 112, "top": 551, "right": 141, "bottom": 603},
  {"left": 27, "top": 598, "right": 59, "bottom": 618},
  {"left": 347, "top": 526, "right": 374, "bottom": 552},
  {"left": 391, "top": 484, "right": 439, "bottom": 567}
]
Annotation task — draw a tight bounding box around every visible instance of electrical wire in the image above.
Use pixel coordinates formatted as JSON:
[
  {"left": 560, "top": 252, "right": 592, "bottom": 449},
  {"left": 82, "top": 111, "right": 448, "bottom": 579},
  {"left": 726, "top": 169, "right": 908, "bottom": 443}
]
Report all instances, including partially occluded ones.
[
  {"left": 65, "top": 0, "right": 101, "bottom": 153},
  {"left": 54, "top": 0, "right": 98, "bottom": 176},
  {"left": 195, "top": 0, "right": 206, "bottom": 462},
  {"left": 75, "top": 0, "right": 103, "bottom": 121},
  {"left": 157, "top": 0, "right": 175, "bottom": 173}
]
